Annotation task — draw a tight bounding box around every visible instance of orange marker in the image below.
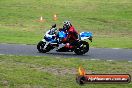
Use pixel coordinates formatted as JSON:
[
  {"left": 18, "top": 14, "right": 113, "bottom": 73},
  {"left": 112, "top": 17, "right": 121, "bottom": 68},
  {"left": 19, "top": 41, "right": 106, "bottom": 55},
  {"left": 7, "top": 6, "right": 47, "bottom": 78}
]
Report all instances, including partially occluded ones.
[
  {"left": 38, "top": 16, "right": 45, "bottom": 22},
  {"left": 53, "top": 14, "right": 57, "bottom": 21}
]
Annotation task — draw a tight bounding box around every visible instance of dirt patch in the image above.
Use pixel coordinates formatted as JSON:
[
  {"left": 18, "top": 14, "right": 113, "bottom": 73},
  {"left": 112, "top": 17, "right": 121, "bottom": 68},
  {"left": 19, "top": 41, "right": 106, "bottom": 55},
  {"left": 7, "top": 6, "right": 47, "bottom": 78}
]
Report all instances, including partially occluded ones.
[
  {"left": 35, "top": 67, "right": 77, "bottom": 76},
  {"left": 31, "top": 66, "right": 94, "bottom": 76},
  {"left": 11, "top": 61, "right": 93, "bottom": 76}
]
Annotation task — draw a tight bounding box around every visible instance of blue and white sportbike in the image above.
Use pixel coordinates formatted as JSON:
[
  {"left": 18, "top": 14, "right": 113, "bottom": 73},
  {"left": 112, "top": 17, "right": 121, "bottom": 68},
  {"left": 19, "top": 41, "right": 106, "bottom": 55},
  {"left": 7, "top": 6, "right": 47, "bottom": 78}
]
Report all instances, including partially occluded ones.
[{"left": 37, "top": 30, "right": 93, "bottom": 55}]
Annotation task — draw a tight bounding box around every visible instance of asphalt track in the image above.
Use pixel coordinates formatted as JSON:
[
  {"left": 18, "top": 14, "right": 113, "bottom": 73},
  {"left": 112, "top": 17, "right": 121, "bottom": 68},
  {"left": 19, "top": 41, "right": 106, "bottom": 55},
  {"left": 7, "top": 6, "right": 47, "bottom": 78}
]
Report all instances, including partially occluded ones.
[{"left": 0, "top": 44, "right": 132, "bottom": 61}]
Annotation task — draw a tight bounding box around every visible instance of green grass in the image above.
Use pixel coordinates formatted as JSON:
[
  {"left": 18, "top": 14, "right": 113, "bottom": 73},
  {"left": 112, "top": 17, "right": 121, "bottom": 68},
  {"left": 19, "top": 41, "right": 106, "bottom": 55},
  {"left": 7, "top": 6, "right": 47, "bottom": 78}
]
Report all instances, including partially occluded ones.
[
  {"left": 0, "top": 55, "right": 132, "bottom": 88},
  {"left": 92, "top": 36, "right": 132, "bottom": 48},
  {"left": 0, "top": 0, "right": 132, "bottom": 48}
]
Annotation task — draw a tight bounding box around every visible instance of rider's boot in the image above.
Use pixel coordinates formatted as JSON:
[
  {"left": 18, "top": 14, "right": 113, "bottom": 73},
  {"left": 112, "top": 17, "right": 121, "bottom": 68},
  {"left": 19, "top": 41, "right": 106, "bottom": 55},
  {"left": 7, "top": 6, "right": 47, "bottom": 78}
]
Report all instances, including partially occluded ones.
[{"left": 65, "top": 43, "right": 73, "bottom": 49}]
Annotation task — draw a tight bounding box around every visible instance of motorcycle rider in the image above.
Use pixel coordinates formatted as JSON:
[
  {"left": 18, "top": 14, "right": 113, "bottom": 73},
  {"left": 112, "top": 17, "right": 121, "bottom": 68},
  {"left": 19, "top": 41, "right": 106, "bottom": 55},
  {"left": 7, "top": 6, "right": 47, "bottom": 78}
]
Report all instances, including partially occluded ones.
[
  {"left": 45, "top": 21, "right": 78, "bottom": 50},
  {"left": 62, "top": 21, "right": 79, "bottom": 48}
]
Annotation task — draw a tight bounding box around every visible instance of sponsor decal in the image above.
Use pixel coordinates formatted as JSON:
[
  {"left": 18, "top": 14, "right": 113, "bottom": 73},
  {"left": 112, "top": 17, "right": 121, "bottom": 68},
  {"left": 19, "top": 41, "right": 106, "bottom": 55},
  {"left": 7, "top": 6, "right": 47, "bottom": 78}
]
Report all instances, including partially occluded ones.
[{"left": 76, "top": 66, "right": 131, "bottom": 85}]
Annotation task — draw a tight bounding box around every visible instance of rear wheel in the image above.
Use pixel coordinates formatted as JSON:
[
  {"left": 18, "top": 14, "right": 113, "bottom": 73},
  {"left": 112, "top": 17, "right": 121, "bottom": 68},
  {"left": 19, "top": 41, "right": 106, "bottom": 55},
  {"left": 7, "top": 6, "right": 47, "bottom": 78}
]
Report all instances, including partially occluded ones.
[{"left": 74, "top": 41, "right": 89, "bottom": 55}]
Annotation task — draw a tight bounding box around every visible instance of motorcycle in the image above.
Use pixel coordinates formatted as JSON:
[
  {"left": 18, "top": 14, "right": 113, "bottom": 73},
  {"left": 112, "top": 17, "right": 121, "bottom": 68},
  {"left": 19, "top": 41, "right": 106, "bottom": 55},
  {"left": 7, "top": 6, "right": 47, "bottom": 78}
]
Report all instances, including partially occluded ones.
[{"left": 37, "top": 30, "right": 93, "bottom": 55}]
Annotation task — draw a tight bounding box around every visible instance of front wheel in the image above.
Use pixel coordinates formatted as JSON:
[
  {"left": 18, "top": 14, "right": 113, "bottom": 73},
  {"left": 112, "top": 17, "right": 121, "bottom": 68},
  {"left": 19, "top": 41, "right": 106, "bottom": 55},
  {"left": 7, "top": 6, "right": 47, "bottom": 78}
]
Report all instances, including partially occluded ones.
[
  {"left": 37, "top": 41, "right": 47, "bottom": 53},
  {"left": 74, "top": 41, "right": 89, "bottom": 55}
]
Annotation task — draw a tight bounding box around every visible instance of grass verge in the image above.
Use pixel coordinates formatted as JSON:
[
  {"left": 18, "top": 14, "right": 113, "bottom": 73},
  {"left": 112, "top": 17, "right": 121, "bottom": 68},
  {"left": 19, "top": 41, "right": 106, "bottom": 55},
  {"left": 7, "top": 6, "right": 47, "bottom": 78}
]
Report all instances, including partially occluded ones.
[{"left": 0, "top": 55, "right": 131, "bottom": 88}]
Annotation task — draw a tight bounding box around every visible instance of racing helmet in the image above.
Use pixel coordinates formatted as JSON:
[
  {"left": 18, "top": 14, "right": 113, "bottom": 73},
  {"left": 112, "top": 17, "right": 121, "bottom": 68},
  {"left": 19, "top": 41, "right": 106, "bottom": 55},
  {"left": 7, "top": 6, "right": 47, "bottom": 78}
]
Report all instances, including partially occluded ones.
[{"left": 63, "top": 21, "right": 72, "bottom": 29}]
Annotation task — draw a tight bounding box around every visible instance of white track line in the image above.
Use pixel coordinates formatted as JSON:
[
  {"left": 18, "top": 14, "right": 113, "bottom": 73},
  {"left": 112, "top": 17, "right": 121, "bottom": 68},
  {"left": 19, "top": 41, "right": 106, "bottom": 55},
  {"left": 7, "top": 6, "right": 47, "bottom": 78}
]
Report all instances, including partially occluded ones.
[
  {"left": 0, "top": 54, "right": 5, "bottom": 55},
  {"left": 90, "top": 59, "right": 100, "bottom": 60},
  {"left": 128, "top": 61, "right": 132, "bottom": 62},
  {"left": 107, "top": 60, "right": 114, "bottom": 62}
]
